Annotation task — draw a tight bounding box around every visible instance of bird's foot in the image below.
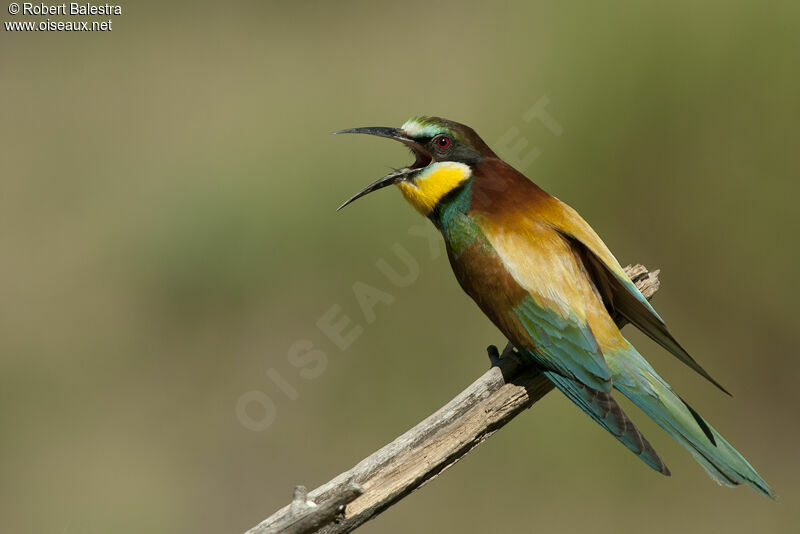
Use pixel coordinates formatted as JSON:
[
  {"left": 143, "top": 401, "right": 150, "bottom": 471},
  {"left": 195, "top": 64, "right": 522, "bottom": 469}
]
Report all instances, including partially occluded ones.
[
  {"left": 500, "top": 341, "right": 517, "bottom": 359},
  {"left": 486, "top": 345, "right": 501, "bottom": 367},
  {"left": 487, "top": 342, "right": 518, "bottom": 368}
]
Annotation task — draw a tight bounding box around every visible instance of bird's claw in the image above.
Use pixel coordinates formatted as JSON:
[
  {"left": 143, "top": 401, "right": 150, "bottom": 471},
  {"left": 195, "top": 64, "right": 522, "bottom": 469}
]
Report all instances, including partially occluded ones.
[
  {"left": 486, "top": 345, "right": 501, "bottom": 367},
  {"left": 487, "top": 342, "right": 519, "bottom": 368}
]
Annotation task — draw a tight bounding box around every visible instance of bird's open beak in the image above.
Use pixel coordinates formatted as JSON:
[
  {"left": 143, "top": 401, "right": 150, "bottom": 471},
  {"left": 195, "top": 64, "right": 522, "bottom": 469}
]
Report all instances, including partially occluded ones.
[{"left": 334, "top": 127, "right": 431, "bottom": 211}]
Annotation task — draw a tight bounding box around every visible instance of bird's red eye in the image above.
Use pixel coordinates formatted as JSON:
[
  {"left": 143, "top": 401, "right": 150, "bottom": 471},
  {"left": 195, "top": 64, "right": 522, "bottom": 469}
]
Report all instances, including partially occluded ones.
[{"left": 436, "top": 135, "right": 451, "bottom": 149}]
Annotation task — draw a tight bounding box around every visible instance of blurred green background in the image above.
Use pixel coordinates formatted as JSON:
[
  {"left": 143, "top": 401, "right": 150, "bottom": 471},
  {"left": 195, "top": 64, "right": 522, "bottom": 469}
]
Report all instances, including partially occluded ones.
[{"left": 2, "top": 1, "right": 799, "bottom": 532}]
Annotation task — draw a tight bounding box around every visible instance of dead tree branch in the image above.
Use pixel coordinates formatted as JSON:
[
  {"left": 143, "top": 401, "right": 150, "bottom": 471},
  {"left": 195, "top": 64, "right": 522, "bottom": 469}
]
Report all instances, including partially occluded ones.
[{"left": 245, "top": 264, "right": 661, "bottom": 534}]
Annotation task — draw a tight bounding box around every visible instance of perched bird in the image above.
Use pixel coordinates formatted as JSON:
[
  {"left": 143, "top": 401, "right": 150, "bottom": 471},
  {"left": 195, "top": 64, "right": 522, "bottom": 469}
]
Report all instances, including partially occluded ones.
[{"left": 335, "top": 116, "right": 772, "bottom": 497}]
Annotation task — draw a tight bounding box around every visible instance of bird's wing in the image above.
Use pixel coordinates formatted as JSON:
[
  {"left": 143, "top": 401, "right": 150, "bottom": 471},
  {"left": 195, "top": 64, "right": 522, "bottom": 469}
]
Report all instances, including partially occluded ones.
[
  {"left": 461, "top": 210, "right": 669, "bottom": 472},
  {"left": 514, "top": 295, "right": 612, "bottom": 391},
  {"left": 547, "top": 198, "right": 730, "bottom": 395},
  {"left": 466, "top": 215, "right": 613, "bottom": 392}
]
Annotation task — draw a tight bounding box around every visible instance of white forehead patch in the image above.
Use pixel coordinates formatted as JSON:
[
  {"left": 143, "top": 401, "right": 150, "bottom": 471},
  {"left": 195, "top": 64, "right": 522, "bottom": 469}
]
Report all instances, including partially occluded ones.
[{"left": 401, "top": 118, "right": 446, "bottom": 138}]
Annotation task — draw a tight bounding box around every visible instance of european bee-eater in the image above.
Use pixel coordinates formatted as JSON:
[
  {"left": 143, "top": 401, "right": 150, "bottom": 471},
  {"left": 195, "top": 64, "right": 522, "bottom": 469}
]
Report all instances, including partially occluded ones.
[{"left": 336, "top": 116, "right": 772, "bottom": 497}]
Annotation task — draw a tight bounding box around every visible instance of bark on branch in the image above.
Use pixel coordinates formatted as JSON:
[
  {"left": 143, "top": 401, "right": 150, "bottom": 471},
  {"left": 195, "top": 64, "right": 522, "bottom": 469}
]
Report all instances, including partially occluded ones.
[{"left": 245, "top": 265, "right": 661, "bottom": 534}]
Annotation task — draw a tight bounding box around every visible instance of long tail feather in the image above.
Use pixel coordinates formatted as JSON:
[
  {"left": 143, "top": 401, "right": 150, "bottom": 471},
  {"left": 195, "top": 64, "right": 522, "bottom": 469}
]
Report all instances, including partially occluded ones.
[
  {"left": 606, "top": 345, "right": 774, "bottom": 498},
  {"left": 544, "top": 370, "right": 670, "bottom": 475}
]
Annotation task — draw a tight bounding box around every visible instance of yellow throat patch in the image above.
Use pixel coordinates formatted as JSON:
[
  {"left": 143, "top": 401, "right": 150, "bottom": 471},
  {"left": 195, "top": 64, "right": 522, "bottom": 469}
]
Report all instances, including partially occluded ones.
[{"left": 397, "top": 162, "right": 472, "bottom": 216}]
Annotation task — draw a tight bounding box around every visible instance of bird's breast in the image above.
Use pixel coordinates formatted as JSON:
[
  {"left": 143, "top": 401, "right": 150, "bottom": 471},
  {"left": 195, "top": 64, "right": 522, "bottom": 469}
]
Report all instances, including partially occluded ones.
[{"left": 441, "top": 213, "right": 532, "bottom": 339}]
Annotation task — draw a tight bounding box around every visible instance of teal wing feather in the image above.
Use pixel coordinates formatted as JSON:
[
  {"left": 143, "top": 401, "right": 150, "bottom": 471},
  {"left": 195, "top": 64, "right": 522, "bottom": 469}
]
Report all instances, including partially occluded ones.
[
  {"left": 513, "top": 296, "right": 611, "bottom": 392},
  {"left": 543, "top": 369, "right": 670, "bottom": 475}
]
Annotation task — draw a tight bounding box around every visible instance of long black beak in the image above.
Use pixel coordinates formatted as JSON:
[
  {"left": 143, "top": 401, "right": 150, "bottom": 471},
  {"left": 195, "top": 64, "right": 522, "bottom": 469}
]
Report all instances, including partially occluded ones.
[
  {"left": 335, "top": 167, "right": 414, "bottom": 211},
  {"left": 334, "top": 126, "right": 425, "bottom": 211},
  {"left": 334, "top": 126, "right": 412, "bottom": 143}
]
